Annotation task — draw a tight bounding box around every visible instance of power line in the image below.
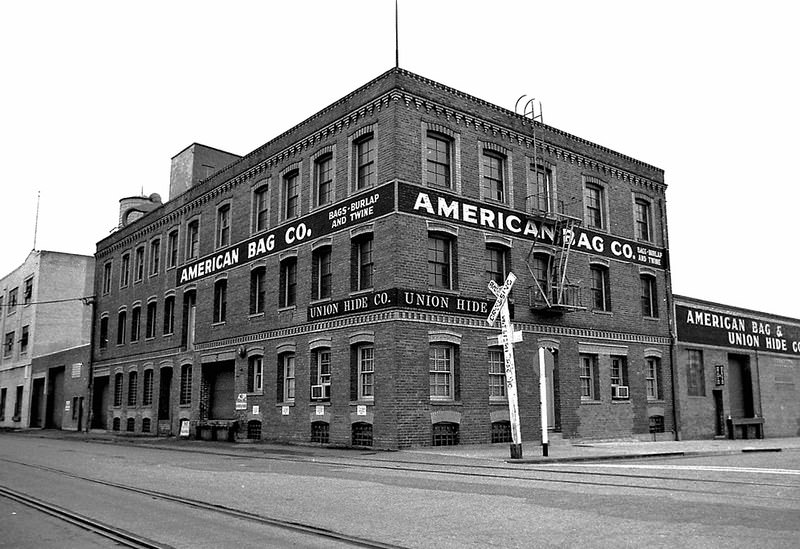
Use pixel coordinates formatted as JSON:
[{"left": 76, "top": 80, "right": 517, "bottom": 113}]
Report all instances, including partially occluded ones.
[{"left": 0, "top": 296, "right": 95, "bottom": 307}]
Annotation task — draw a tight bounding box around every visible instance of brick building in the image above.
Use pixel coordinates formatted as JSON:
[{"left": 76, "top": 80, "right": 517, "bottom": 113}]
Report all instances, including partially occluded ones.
[
  {"left": 0, "top": 250, "right": 94, "bottom": 430},
  {"left": 674, "top": 295, "right": 800, "bottom": 440},
  {"left": 91, "top": 68, "right": 673, "bottom": 448}
]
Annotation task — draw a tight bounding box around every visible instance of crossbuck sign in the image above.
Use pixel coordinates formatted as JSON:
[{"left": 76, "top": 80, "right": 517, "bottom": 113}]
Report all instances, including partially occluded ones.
[{"left": 487, "top": 273, "right": 523, "bottom": 452}]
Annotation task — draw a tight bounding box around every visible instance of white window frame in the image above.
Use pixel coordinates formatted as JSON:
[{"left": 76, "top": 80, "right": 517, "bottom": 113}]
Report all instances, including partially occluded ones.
[
  {"left": 358, "top": 344, "right": 374, "bottom": 401},
  {"left": 429, "top": 344, "right": 454, "bottom": 401},
  {"left": 488, "top": 348, "right": 506, "bottom": 400}
]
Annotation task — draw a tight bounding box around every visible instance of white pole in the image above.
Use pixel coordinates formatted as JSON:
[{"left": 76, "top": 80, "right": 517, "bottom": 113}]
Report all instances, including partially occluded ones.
[{"left": 539, "top": 346, "right": 549, "bottom": 456}]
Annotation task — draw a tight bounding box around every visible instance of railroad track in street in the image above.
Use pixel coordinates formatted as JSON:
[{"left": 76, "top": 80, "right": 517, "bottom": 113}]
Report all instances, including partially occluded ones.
[
  {"left": 0, "top": 457, "right": 409, "bottom": 549},
  {"left": 0, "top": 484, "right": 171, "bottom": 549}
]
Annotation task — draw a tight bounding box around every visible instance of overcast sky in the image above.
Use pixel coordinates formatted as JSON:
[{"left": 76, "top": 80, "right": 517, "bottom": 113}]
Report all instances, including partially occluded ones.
[{"left": 1, "top": 1, "right": 797, "bottom": 318}]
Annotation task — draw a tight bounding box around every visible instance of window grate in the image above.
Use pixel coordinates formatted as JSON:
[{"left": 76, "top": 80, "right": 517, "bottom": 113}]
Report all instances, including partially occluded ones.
[
  {"left": 311, "top": 421, "right": 329, "bottom": 444},
  {"left": 247, "top": 420, "right": 262, "bottom": 440},
  {"left": 432, "top": 422, "right": 459, "bottom": 446},
  {"left": 352, "top": 422, "right": 373, "bottom": 447},
  {"left": 649, "top": 415, "right": 665, "bottom": 433},
  {"left": 491, "top": 421, "right": 512, "bottom": 443}
]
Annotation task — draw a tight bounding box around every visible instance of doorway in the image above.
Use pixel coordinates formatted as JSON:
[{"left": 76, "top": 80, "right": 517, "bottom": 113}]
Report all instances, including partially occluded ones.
[
  {"left": 713, "top": 389, "right": 725, "bottom": 436},
  {"left": 30, "top": 377, "right": 45, "bottom": 428},
  {"left": 727, "top": 354, "right": 755, "bottom": 418},
  {"left": 91, "top": 376, "right": 110, "bottom": 429},
  {"left": 158, "top": 367, "right": 173, "bottom": 435},
  {"left": 46, "top": 366, "right": 65, "bottom": 429},
  {"left": 203, "top": 361, "right": 236, "bottom": 420}
]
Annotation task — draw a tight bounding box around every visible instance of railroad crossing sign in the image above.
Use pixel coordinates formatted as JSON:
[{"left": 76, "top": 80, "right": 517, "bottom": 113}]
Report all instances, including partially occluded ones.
[{"left": 487, "top": 272, "right": 523, "bottom": 458}]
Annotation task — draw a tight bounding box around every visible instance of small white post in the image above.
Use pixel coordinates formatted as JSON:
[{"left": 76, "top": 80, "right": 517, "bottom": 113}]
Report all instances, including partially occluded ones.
[{"left": 538, "top": 346, "right": 549, "bottom": 457}]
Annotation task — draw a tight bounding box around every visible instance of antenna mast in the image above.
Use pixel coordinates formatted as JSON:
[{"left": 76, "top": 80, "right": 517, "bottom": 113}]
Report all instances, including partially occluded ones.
[
  {"left": 33, "top": 190, "right": 40, "bottom": 251},
  {"left": 395, "top": 0, "right": 399, "bottom": 68}
]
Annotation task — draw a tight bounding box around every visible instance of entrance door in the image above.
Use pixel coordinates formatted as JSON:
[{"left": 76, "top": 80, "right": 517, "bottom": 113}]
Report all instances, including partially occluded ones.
[
  {"left": 46, "top": 366, "right": 65, "bottom": 429},
  {"left": 540, "top": 349, "right": 556, "bottom": 429},
  {"left": 728, "top": 354, "right": 755, "bottom": 418},
  {"left": 713, "top": 389, "right": 725, "bottom": 436},
  {"left": 76, "top": 397, "right": 84, "bottom": 431},
  {"left": 30, "top": 378, "right": 45, "bottom": 428},
  {"left": 91, "top": 376, "right": 110, "bottom": 429}
]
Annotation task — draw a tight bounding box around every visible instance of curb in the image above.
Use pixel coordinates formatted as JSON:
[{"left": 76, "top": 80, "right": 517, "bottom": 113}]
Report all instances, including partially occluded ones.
[{"left": 506, "top": 447, "right": 786, "bottom": 464}]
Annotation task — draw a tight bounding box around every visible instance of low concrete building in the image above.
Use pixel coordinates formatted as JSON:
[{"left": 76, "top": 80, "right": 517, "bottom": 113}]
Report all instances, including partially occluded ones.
[
  {"left": 0, "top": 251, "right": 94, "bottom": 430},
  {"left": 674, "top": 295, "right": 800, "bottom": 440}
]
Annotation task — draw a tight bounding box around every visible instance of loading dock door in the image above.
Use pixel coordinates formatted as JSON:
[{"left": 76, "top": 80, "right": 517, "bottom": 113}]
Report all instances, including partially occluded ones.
[
  {"left": 46, "top": 367, "right": 65, "bottom": 429},
  {"left": 728, "top": 354, "right": 755, "bottom": 418},
  {"left": 206, "top": 361, "right": 235, "bottom": 419}
]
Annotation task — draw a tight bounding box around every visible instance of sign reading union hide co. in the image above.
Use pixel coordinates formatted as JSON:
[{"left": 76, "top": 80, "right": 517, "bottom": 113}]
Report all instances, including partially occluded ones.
[
  {"left": 176, "top": 182, "right": 396, "bottom": 286},
  {"left": 308, "top": 288, "right": 494, "bottom": 321},
  {"left": 675, "top": 304, "right": 800, "bottom": 356},
  {"left": 397, "top": 182, "right": 668, "bottom": 269}
]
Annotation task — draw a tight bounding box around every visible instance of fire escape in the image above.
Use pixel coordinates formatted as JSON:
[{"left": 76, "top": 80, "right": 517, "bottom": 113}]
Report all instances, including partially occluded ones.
[{"left": 517, "top": 96, "right": 585, "bottom": 314}]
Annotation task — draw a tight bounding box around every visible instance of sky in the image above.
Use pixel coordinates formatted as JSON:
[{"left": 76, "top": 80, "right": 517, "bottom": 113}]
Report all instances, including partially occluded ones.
[{"left": 1, "top": 1, "right": 798, "bottom": 318}]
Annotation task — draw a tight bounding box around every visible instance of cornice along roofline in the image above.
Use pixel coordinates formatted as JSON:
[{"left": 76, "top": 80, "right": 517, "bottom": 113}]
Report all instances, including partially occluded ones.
[{"left": 97, "top": 67, "right": 666, "bottom": 257}]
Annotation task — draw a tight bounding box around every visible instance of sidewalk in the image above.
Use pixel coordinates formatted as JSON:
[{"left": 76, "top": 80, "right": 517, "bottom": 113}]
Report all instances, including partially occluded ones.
[
  {"left": 5, "top": 428, "right": 800, "bottom": 466},
  {"left": 397, "top": 436, "right": 800, "bottom": 465}
]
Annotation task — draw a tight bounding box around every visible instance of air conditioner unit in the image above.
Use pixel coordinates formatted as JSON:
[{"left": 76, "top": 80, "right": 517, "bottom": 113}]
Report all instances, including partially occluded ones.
[
  {"left": 612, "top": 385, "right": 630, "bottom": 399},
  {"left": 311, "top": 385, "right": 325, "bottom": 400}
]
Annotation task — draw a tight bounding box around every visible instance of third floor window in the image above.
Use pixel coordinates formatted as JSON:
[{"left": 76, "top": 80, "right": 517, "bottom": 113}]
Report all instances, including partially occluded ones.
[
  {"left": 584, "top": 183, "right": 605, "bottom": 229},
  {"left": 217, "top": 205, "right": 231, "bottom": 248},
  {"left": 186, "top": 220, "right": 200, "bottom": 260},
  {"left": 167, "top": 230, "right": 179, "bottom": 268},
  {"left": 354, "top": 134, "right": 376, "bottom": 189},
  {"left": 134, "top": 247, "right": 144, "bottom": 282},
  {"left": 253, "top": 184, "right": 269, "bottom": 232},
  {"left": 426, "top": 132, "right": 451, "bottom": 188},
  {"left": 635, "top": 198, "right": 652, "bottom": 242},
  {"left": 283, "top": 170, "right": 299, "bottom": 220},
  {"left": 314, "top": 154, "right": 333, "bottom": 207}
]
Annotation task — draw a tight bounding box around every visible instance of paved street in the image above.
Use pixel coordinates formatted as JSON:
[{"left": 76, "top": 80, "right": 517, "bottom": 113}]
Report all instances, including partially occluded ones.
[{"left": 1, "top": 432, "right": 799, "bottom": 548}]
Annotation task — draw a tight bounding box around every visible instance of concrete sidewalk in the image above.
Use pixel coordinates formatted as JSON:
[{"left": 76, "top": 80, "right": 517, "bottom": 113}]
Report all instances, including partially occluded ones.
[
  {"left": 4, "top": 428, "right": 800, "bottom": 465},
  {"left": 398, "top": 436, "right": 800, "bottom": 465}
]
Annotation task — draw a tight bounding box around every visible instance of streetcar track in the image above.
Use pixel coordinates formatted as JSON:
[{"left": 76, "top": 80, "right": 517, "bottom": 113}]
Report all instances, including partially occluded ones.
[
  {"left": 0, "top": 458, "right": 409, "bottom": 549},
  {"left": 3, "top": 449, "right": 800, "bottom": 513},
  {"left": 64, "top": 437, "right": 800, "bottom": 493},
  {"left": 0, "top": 485, "right": 172, "bottom": 549},
  {"left": 320, "top": 457, "right": 800, "bottom": 501}
]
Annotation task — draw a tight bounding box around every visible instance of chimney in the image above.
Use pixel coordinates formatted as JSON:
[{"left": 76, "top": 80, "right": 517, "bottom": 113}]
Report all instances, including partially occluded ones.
[{"left": 169, "top": 143, "right": 242, "bottom": 201}]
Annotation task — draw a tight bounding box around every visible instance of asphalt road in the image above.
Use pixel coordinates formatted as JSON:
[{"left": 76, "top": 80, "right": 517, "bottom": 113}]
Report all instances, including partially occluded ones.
[{"left": 1, "top": 434, "right": 798, "bottom": 548}]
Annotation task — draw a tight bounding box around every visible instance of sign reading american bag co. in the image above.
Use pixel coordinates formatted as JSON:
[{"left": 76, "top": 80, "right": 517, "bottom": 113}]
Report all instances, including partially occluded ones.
[
  {"left": 676, "top": 304, "right": 800, "bottom": 355},
  {"left": 397, "top": 182, "right": 668, "bottom": 269},
  {"left": 176, "top": 182, "right": 396, "bottom": 286}
]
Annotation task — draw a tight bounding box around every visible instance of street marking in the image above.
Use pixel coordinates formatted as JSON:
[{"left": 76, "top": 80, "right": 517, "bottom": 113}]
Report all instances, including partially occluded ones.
[{"left": 553, "top": 463, "right": 800, "bottom": 476}]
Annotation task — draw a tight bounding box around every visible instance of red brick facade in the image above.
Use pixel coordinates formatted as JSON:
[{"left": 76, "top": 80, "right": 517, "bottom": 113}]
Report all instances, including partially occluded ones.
[{"left": 92, "top": 68, "right": 673, "bottom": 448}]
